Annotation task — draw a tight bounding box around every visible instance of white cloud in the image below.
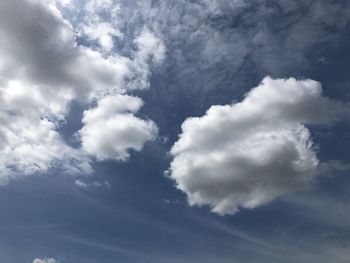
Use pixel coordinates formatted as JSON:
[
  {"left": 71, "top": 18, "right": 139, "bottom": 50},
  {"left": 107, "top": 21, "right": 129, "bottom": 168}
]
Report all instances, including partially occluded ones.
[
  {"left": 75, "top": 179, "right": 89, "bottom": 189},
  {"left": 79, "top": 95, "right": 158, "bottom": 161},
  {"left": 169, "top": 77, "right": 350, "bottom": 215},
  {"left": 0, "top": 79, "right": 93, "bottom": 185},
  {"left": 134, "top": 28, "right": 166, "bottom": 66},
  {"left": 0, "top": 0, "right": 164, "bottom": 183},
  {"left": 77, "top": 0, "right": 123, "bottom": 53},
  {"left": 121, "top": 0, "right": 350, "bottom": 105},
  {"left": 126, "top": 28, "right": 166, "bottom": 91},
  {"left": 75, "top": 179, "right": 111, "bottom": 190},
  {"left": 0, "top": 0, "right": 127, "bottom": 183},
  {"left": 33, "top": 258, "right": 57, "bottom": 263},
  {"left": 81, "top": 21, "right": 122, "bottom": 52},
  {"left": 0, "top": 0, "right": 130, "bottom": 101}
]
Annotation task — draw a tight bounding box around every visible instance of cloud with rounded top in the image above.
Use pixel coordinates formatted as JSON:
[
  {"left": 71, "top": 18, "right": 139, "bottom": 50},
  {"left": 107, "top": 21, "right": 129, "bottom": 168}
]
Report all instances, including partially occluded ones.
[
  {"left": 169, "top": 77, "right": 350, "bottom": 215},
  {"left": 79, "top": 95, "right": 158, "bottom": 161}
]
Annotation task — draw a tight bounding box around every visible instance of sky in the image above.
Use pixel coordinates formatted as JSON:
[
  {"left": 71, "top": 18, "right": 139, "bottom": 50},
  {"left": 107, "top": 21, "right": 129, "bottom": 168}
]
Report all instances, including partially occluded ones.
[{"left": 0, "top": 0, "right": 350, "bottom": 262}]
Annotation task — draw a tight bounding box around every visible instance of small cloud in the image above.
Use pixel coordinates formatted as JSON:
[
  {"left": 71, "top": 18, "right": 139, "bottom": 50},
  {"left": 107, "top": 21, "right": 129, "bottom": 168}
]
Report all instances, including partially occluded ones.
[
  {"left": 78, "top": 95, "right": 158, "bottom": 161},
  {"left": 103, "top": 181, "right": 111, "bottom": 189},
  {"left": 32, "top": 258, "right": 58, "bottom": 263},
  {"left": 75, "top": 179, "right": 89, "bottom": 190},
  {"left": 159, "top": 136, "right": 169, "bottom": 144},
  {"left": 163, "top": 199, "right": 180, "bottom": 205},
  {"left": 317, "top": 57, "right": 328, "bottom": 64},
  {"left": 75, "top": 179, "right": 111, "bottom": 190}
]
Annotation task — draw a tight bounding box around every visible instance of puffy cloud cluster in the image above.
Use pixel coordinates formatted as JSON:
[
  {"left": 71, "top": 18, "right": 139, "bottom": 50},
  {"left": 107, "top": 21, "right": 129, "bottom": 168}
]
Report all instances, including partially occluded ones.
[
  {"left": 79, "top": 95, "right": 158, "bottom": 161},
  {"left": 0, "top": 0, "right": 164, "bottom": 184},
  {"left": 169, "top": 77, "right": 350, "bottom": 215}
]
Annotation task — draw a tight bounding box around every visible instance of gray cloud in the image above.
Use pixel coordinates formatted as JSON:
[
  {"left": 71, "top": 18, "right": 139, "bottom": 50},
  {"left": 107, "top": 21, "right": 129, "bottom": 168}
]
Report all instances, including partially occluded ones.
[
  {"left": 169, "top": 77, "right": 350, "bottom": 215},
  {"left": 0, "top": 0, "right": 129, "bottom": 101}
]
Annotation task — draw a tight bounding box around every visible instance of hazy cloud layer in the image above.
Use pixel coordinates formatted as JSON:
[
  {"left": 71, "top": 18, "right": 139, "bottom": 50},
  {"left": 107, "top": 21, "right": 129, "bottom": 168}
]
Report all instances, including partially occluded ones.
[
  {"left": 169, "top": 77, "right": 350, "bottom": 215},
  {"left": 117, "top": 0, "right": 350, "bottom": 107}
]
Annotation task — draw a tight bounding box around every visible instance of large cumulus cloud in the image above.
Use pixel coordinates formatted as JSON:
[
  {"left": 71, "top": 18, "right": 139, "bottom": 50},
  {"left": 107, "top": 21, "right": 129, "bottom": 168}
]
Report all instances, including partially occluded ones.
[{"left": 169, "top": 77, "right": 350, "bottom": 215}]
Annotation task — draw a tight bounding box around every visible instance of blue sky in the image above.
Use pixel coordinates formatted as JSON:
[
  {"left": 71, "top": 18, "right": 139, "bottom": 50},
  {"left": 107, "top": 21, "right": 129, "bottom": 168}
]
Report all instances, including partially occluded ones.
[{"left": 0, "top": 0, "right": 350, "bottom": 262}]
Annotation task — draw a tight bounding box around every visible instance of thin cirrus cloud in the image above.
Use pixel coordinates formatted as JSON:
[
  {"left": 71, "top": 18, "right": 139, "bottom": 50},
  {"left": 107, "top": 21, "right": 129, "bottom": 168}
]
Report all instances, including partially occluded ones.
[
  {"left": 0, "top": 0, "right": 164, "bottom": 184},
  {"left": 169, "top": 76, "right": 350, "bottom": 215},
  {"left": 125, "top": 0, "right": 350, "bottom": 105}
]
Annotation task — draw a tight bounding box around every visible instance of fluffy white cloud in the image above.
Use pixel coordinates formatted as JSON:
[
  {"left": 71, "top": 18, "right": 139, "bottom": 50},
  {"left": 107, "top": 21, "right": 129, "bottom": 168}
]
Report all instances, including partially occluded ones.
[
  {"left": 0, "top": 79, "right": 93, "bottom": 185},
  {"left": 0, "top": 0, "right": 126, "bottom": 183},
  {"left": 79, "top": 95, "right": 158, "bottom": 161},
  {"left": 0, "top": 0, "right": 130, "bottom": 100},
  {"left": 169, "top": 77, "right": 350, "bottom": 215},
  {"left": 0, "top": 0, "right": 163, "bottom": 183},
  {"left": 33, "top": 258, "right": 57, "bottom": 263}
]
